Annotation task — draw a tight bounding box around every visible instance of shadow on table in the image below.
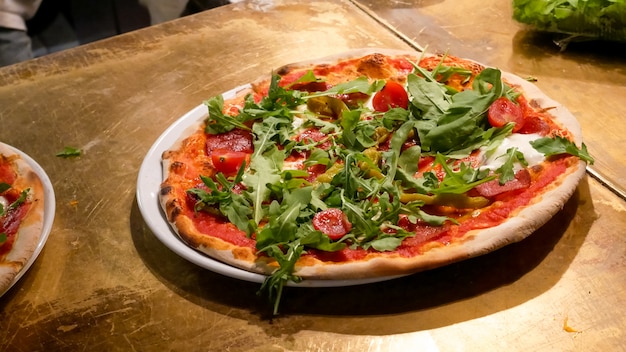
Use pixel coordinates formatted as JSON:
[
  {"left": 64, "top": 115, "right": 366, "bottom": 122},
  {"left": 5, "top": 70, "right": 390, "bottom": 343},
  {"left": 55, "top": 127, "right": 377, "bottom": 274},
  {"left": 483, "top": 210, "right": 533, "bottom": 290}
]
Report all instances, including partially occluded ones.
[{"left": 130, "top": 177, "right": 594, "bottom": 335}]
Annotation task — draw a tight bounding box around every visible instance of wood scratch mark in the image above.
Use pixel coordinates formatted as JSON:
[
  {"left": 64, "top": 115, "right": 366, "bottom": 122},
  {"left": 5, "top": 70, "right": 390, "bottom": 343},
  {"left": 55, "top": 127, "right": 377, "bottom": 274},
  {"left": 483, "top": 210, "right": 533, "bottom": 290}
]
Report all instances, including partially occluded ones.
[
  {"left": 93, "top": 306, "right": 133, "bottom": 318},
  {"left": 126, "top": 321, "right": 159, "bottom": 336},
  {"left": 86, "top": 198, "right": 106, "bottom": 223}
]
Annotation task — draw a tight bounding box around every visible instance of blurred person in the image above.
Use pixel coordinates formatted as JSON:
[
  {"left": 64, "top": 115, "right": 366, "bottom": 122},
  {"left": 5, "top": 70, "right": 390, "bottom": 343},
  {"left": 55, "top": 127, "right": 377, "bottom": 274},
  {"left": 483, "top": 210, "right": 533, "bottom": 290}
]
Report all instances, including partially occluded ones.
[
  {"left": 0, "top": 0, "right": 43, "bottom": 66},
  {"left": 139, "top": 0, "right": 231, "bottom": 25},
  {"left": 139, "top": 0, "right": 188, "bottom": 25}
]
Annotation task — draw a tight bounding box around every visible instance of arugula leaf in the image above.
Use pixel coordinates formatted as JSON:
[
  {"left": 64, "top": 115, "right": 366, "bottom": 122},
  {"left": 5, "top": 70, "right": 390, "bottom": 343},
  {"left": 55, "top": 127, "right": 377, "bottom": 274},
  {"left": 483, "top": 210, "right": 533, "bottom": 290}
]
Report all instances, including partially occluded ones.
[
  {"left": 398, "top": 145, "right": 421, "bottom": 176},
  {"left": 419, "top": 68, "right": 504, "bottom": 154},
  {"left": 340, "top": 191, "right": 379, "bottom": 241},
  {"left": 0, "top": 233, "right": 6, "bottom": 245},
  {"left": 381, "top": 120, "right": 415, "bottom": 190},
  {"left": 401, "top": 202, "right": 451, "bottom": 226},
  {"left": 369, "top": 236, "right": 403, "bottom": 251},
  {"left": 430, "top": 154, "right": 495, "bottom": 194},
  {"left": 56, "top": 147, "right": 82, "bottom": 158},
  {"left": 257, "top": 239, "right": 304, "bottom": 315},
  {"left": 243, "top": 154, "right": 282, "bottom": 225},
  {"left": 262, "top": 73, "right": 305, "bottom": 111},
  {"left": 188, "top": 172, "right": 254, "bottom": 234},
  {"left": 304, "top": 115, "right": 340, "bottom": 134},
  {"left": 299, "top": 228, "right": 347, "bottom": 251},
  {"left": 407, "top": 73, "right": 450, "bottom": 119},
  {"left": 303, "top": 148, "right": 332, "bottom": 168},
  {"left": 256, "top": 202, "right": 302, "bottom": 248},
  {"left": 495, "top": 147, "right": 529, "bottom": 184},
  {"left": 204, "top": 95, "right": 251, "bottom": 134},
  {"left": 382, "top": 107, "right": 411, "bottom": 129},
  {"left": 0, "top": 183, "right": 10, "bottom": 193},
  {"left": 530, "top": 136, "right": 595, "bottom": 164},
  {"left": 291, "top": 70, "right": 318, "bottom": 85},
  {"left": 1, "top": 188, "right": 32, "bottom": 217},
  {"left": 339, "top": 109, "right": 362, "bottom": 151},
  {"left": 307, "top": 76, "right": 384, "bottom": 97},
  {"left": 10, "top": 189, "right": 29, "bottom": 210}
]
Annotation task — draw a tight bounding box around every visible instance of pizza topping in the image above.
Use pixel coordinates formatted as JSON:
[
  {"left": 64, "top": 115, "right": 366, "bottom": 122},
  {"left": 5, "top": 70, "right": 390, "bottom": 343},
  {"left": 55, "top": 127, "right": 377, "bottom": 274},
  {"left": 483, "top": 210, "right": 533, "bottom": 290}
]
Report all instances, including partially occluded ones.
[
  {"left": 518, "top": 115, "right": 550, "bottom": 135},
  {"left": 487, "top": 97, "right": 525, "bottom": 132},
  {"left": 480, "top": 134, "right": 542, "bottom": 182},
  {"left": 210, "top": 149, "right": 250, "bottom": 175},
  {"left": 530, "top": 135, "right": 594, "bottom": 164},
  {"left": 205, "top": 129, "right": 254, "bottom": 154},
  {"left": 306, "top": 96, "right": 348, "bottom": 119},
  {"left": 372, "top": 81, "right": 409, "bottom": 112},
  {"left": 0, "top": 179, "right": 31, "bottom": 253},
  {"left": 473, "top": 169, "right": 531, "bottom": 198},
  {"left": 312, "top": 208, "right": 352, "bottom": 240},
  {"left": 289, "top": 80, "right": 330, "bottom": 93},
  {"left": 399, "top": 192, "right": 490, "bottom": 209}
]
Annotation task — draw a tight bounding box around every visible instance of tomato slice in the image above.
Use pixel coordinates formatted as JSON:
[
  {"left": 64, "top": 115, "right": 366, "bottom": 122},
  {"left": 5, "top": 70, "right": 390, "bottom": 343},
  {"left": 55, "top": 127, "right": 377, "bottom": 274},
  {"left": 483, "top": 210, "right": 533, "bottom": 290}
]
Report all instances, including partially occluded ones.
[
  {"left": 211, "top": 149, "right": 250, "bottom": 175},
  {"left": 487, "top": 97, "right": 525, "bottom": 132},
  {"left": 372, "top": 81, "right": 409, "bottom": 112},
  {"left": 312, "top": 208, "right": 352, "bottom": 240}
]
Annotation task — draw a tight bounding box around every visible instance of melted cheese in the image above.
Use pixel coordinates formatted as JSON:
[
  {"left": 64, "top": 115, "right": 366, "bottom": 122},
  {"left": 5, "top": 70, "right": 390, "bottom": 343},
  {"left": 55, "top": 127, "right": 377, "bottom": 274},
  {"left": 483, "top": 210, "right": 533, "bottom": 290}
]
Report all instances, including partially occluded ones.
[
  {"left": 0, "top": 196, "right": 8, "bottom": 212},
  {"left": 480, "top": 133, "right": 545, "bottom": 171}
]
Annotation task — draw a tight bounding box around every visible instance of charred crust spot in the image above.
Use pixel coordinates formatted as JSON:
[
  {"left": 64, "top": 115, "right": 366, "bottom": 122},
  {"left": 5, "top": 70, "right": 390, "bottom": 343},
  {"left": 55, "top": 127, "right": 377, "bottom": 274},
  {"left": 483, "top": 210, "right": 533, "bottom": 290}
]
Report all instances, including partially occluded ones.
[
  {"left": 362, "top": 53, "right": 386, "bottom": 67},
  {"left": 170, "top": 161, "right": 185, "bottom": 172},
  {"left": 468, "top": 62, "right": 485, "bottom": 74},
  {"left": 529, "top": 99, "right": 541, "bottom": 109},
  {"left": 170, "top": 204, "right": 181, "bottom": 219},
  {"left": 276, "top": 64, "right": 295, "bottom": 76},
  {"left": 530, "top": 164, "right": 545, "bottom": 176},
  {"left": 166, "top": 198, "right": 182, "bottom": 219},
  {"left": 313, "top": 64, "right": 331, "bottom": 76},
  {"left": 160, "top": 185, "right": 172, "bottom": 196},
  {"left": 357, "top": 53, "right": 391, "bottom": 79}
]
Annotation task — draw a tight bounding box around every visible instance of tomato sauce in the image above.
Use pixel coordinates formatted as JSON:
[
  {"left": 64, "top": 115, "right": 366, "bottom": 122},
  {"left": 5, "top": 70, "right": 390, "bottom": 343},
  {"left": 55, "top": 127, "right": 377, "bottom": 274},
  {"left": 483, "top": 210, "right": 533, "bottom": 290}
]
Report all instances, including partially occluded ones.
[
  {"left": 308, "top": 247, "right": 369, "bottom": 262},
  {"left": 0, "top": 162, "right": 16, "bottom": 185},
  {"left": 182, "top": 195, "right": 256, "bottom": 249}
]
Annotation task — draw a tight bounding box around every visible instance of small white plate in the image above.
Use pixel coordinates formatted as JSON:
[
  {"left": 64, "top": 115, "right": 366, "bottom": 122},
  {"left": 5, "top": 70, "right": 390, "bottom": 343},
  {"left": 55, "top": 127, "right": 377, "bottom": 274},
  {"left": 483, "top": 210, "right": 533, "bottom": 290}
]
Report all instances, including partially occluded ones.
[
  {"left": 0, "top": 143, "right": 56, "bottom": 297},
  {"left": 136, "top": 92, "right": 404, "bottom": 288}
]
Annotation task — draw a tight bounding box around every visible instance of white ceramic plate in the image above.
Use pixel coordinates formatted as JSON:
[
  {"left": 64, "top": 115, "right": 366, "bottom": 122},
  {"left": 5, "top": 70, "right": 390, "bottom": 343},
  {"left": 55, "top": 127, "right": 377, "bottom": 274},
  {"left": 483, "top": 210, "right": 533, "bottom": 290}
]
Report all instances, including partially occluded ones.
[
  {"left": 136, "top": 89, "right": 404, "bottom": 287},
  {"left": 0, "top": 143, "right": 56, "bottom": 297}
]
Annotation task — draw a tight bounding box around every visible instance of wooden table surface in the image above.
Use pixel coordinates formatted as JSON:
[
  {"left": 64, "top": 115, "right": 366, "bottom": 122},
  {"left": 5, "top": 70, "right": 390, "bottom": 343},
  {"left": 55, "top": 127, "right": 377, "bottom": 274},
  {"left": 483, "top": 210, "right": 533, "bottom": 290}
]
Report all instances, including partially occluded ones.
[{"left": 1, "top": 1, "right": 625, "bottom": 351}]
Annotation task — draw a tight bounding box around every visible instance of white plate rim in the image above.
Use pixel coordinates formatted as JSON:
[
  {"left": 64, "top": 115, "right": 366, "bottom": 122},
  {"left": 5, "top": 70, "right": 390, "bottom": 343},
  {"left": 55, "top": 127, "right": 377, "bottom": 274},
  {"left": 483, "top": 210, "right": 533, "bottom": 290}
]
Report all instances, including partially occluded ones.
[
  {"left": 135, "top": 87, "right": 405, "bottom": 288},
  {"left": 0, "top": 143, "right": 56, "bottom": 297}
]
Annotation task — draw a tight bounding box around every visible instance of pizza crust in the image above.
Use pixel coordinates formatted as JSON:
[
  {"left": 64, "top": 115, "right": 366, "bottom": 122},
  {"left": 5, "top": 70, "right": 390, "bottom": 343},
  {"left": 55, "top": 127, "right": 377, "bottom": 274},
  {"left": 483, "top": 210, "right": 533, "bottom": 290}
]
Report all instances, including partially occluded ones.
[
  {"left": 0, "top": 144, "right": 45, "bottom": 293},
  {"left": 159, "top": 49, "right": 588, "bottom": 281}
]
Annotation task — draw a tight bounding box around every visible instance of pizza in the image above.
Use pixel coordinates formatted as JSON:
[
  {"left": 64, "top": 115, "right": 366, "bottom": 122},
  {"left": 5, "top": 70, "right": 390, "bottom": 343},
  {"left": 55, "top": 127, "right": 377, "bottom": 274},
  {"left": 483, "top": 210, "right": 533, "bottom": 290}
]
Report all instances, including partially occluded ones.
[
  {"left": 158, "top": 49, "right": 593, "bottom": 312},
  {"left": 0, "top": 144, "right": 45, "bottom": 295}
]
